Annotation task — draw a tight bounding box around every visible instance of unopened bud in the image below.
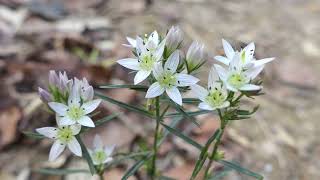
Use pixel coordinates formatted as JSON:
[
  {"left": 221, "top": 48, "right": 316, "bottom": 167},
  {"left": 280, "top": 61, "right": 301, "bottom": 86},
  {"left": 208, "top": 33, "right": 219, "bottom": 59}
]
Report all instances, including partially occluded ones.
[
  {"left": 165, "top": 26, "right": 183, "bottom": 55},
  {"left": 38, "top": 87, "right": 52, "bottom": 102},
  {"left": 186, "top": 41, "right": 205, "bottom": 71}
]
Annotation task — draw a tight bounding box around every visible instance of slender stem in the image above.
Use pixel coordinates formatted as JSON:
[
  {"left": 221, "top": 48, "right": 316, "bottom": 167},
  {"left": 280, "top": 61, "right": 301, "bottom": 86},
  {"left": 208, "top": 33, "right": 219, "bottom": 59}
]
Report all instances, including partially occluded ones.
[
  {"left": 98, "top": 164, "right": 105, "bottom": 180},
  {"left": 99, "top": 173, "right": 104, "bottom": 180},
  {"left": 151, "top": 97, "right": 161, "bottom": 178},
  {"left": 203, "top": 110, "right": 226, "bottom": 179}
]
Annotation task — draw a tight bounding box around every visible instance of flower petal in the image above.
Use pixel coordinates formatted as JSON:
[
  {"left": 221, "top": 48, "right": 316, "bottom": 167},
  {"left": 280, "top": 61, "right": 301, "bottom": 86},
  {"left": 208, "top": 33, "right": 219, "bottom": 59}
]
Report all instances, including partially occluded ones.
[
  {"left": 117, "top": 58, "right": 140, "bottom": 71},
  {"left": 253, "top": 57, "right": 275, "bottom": 67},
  {"left": 81, "top": 86, "right": 94, "bottom": 102},
  {"left": 58, "top": 116, "right": 75, "bottom": 126},
  {"left": 153, "top": 39, "right": 166, "bottom": 61},
  {"left": 93, "top": 134, "right": 103, "bottom": 150},
  {"left": 214, "top": 55, "right": 230, "bottom": 65},
  {"left": 136, "top": 36, "right": 147, "bottom": 55},
  {"left": 208, "top": 67, "right": 219, "bottom": 89},
  {"left": 166, "top": 87, "right": 182, "bottom": 105},
  {"left": 199, "top": 102, "right": 214, "bottom": 110},
  {"left": 78, "top": 116, "right": 95, "bottom": 127},
  {"left": 245, "top": 65, "right": 264, "bottom": 79},
  {"left": 70, "top": 124, "right": 81, "bottom": 135},
  {"left": 48, "top": 102, "right": 68, "bottom": 116},
  {"left": 49, "top": 140, "right": 66, "bottom": 161},
  {"left": 67, "top": 137, "right": 82, "bottom": 156},
  {"left": 218, "top": 101, "right": 230, "bottom": 109},
  {"left": 176, "top": 74, "right": 199, "bottom": 87},
  {"left": 214, "top": 64, "right": 228, "bottom": 81},
  {"left": 224, "top": 81, "right": 238, "bottom": 92},
  {"left": 145, "top": 82, "right": 165, "bottom": 98},
  {"left": 134, "top": 70, "right": 151, "bottom": 85},
  {"left": 239, "top": 84, "right": 261, "bottom": 91},
  {"left": 68, "top": 86, "right": 81, "bottom": 107},
  {"left": 244, "top": 42, "right": 255, "bottom": 62},
  {"left": 36, "top": 127, "right": 58, "bottom": 139},
  {"left": 152, "top": 63, "right": 164, "bottom": 80},
  {"left": 81, "top": 99, "right": 101, "bottom": 114},
  {"left": 164, "top": 50, "right": 179, "bottom": 73},
  {"left": 222, "top": 39, "right": 235, "bottom": 59},
  {"left": 127, "top": 37, "right": 136, "bottom": 47},
  {"left": 104, "top": 145, "right": 115, "bottom": 156},
  {"left": 190, "top": 84, "right": 208, "bottom": 102},
  {"left": 103, "top": 157, "right": 113, "bottom": 164}
]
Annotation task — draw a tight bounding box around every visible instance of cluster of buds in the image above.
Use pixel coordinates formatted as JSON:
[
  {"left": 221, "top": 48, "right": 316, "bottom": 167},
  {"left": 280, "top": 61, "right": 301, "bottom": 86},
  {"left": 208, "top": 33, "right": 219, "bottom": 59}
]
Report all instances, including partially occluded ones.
[
  {"left": 36, "top": 71, "right": 114, "bottom": 163},
  {"left": 117, "top": 26, "right": 206, "bottom": 105}
]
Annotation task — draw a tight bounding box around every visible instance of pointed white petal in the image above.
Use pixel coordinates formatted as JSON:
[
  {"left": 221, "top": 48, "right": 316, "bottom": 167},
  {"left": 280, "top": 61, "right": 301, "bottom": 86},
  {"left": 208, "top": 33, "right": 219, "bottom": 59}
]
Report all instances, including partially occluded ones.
[
  {"left": 166, "top": 87, "right": 182, "bottom": 105},
  {"left": 199, "top": 102, "right": 214, "bottom": 110},
  {"left": 134, "top": 70, "right": 151, "bottom": 85},
  {"left": 224, "top": 81, "right": 238, "bottom": 92},
  {"left": 68, "top": 86, "right": 81, "bottom": 107},
  {"left": 36, "top": 127, "right": 58, "bottom": 139},
  {"left": 145, "top": 82, "right": 165, "bottom": 98},
  {"left": 104, "top": 145, "right": 115, "bottom": 156},
  {"left": 153, "top": 39, "right": 166, "bottom": 61},
  {"left": 208, "top": 67, "right": 219, "bottom": 89},
  {"left": 222, "top": 39, "right": 235, "bottom": 59},
  {"left": 59, "top": 117, "right": 75, "bottom": 126},
  {"left": 117, "top": 58, "right": 140, "bottom": 71},
  {"left": 49, "top": 140, "right": 66, "bottom": 161},
  {"left": 214, "top": 56, "right": 230, "bottom": 65},
  {"left": 152, "top": 63, "right": 164, "bottom": 80},
  {"left": 67, "top": 137, "right": 82, "bottom": 156},
  {"left": 81, "top": 99, "right": 101, "bottom": 114},
  {"left": 78, "top": 116, "right": 95, "bottom": 127},
  {"left": 164, "top": 50, "right": 179, "bottom": 73},
  {"left": 81, "top": 86, "right": 94, "bottom": 101},
  {"left": 176, "top": 74, "right": 199, "bottom": 86},
  {"left": 239, "top": 84, "right": 261, "bottom": 91},
  {"left": 93, "top": 134, "right": 103, "bottom": 150},
  {"left": 126, "top": 37, "right": 136, "bottom": 47},
  {"left": 70, "top": 124, "right": 81, "bottom": 135},
  {"left": 217, "top": 101, "right": 230, "bottom": 109},
  {"left": 230, "top": 52, "right": 241, "bottom": 71},
  {"left": 214, "top": 64, "right": 228, "bottom": 81},
  {"left": 190, "top": 84, "right": 208, "bottom": 102},
  {"left": 103, "top": 157, "right": 113, "bottom": 164},
  {"left": 136, "top": 36, "right": 147, "bottom": 54},
  {"left": 244, "top": 42, "right": 255, "bottom": 62},
  {"left": 245, "top": 65, "right": 264, "bottom": 79},
  {"left": 253, "top": 57, "right": 275, "bottom": 67},
  {"left": 149, "top": 31, "right": 159, "bottom": 45},
  {"left": 48, "top": 102, "right": 68, "bottom": 116}
]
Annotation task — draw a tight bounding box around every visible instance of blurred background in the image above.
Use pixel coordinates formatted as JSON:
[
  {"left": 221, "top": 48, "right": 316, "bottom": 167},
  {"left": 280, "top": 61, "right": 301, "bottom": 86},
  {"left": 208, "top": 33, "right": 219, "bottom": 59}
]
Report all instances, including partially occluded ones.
[{"left": 0, "top": 0, "right": 319, "bottom": 179}]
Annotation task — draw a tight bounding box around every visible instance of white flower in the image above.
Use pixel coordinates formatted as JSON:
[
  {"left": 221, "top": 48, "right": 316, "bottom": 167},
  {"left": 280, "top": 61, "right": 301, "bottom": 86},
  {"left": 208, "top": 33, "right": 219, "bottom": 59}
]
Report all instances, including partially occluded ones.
[
  {"left": 214, "top": 52, "right": 264, "bottom": 92},
  {"left": 191, "top": 67, "right": 229, "bottom": 110},
  {"left": 89, "top": 135, "right": 115, "bottom": 165},
  {"left": 145, "top": 51, "right": 199, "bottom": 105},
  {"left": 48, "top": 87, "right": 101, "bottom": 127},
  {"left": 74, "top": 78, "right": 94, "bottom": 102},
  {"left": 214, "top": 39, "right": 274, "bottom": 69},
  {"left": 122, "top": 31, "right": 159, "bottom": 50},
  {"left": 117, "top": 36, "right": 166, "bottom": 85},
  {"left": 186, "top": 41, "right": 205, "bottom": 71},
  {"left": 36, "top": 124, "right": 82, "bottom": 161}
]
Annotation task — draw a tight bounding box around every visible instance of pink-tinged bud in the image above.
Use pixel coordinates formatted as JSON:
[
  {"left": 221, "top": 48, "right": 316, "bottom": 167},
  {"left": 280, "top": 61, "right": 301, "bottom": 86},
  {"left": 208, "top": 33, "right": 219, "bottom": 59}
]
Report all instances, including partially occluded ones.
[
  {"left": 49, "top": 70, "right": 59, "bottom": 86},
  {"left": 38, "top": 87, "right": 52, "bottom": 102},
  {"left": 186, "top": 41, "right": 205, "bottom": 71},
  {"left": 165, "top": 26, "right": 183, "bottom": 54}
]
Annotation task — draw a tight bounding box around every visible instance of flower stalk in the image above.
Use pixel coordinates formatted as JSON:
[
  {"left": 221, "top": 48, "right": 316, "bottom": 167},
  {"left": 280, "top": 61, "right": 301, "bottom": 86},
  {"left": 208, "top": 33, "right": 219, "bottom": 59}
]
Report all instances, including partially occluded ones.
[{"left": 151, "top": 96, "right": 161, "bottom": 178}]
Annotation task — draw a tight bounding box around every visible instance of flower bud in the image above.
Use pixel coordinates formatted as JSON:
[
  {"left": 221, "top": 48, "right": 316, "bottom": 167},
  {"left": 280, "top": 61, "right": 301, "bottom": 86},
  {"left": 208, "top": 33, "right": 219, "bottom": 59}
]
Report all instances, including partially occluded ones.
[
  {"left": 213, "top": 150, "right": 225, "bottom": 161},
  {"left": 38, "top": 87, "right": 52, "bottom": 102},
  {"left": 165, "top": 26, "right": 183, "bottom": 55},
  {"left": 186, "top": 41, "right": 205, "bottom": 72},
  {"left": 49, "top": 70, "right": 59, "bottom": 86}
]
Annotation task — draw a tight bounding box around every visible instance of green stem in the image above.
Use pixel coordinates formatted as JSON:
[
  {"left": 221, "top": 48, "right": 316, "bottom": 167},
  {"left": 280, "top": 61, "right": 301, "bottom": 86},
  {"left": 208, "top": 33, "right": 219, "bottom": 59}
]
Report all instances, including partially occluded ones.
[
  {"left": 151, "top": 97, "right": 161, "bottom": 178},
  {"left": 203, "top": 110, "right": 226, "bottom": 179}
]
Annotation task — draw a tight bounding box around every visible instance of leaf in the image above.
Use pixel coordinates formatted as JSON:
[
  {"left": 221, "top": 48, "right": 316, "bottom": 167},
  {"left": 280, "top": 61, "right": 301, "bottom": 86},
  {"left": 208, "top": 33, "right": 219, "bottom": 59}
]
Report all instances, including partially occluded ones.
[
  {"left": 208, "top": 167, "right": 232, "bottom": 180},
  {"left": 121, "top": 153, "right": 153, "bottom": 180},
  {"left": 99, "top": 84, "right": 148, "bottom": 92},
  {"left": 182, "top": 98, "right": 201, "bottom": 104},
  {"left": 160, "top": 122, "right": 202, "bottom": 150},
  {"left": 75, "top": 135, "right": 96, "bottom": 175},
  {"left": 169, "top": 100, "right": 200, "bottom": 127},
  {"left": 228, "top": 116, "right": 251, "bottom": 121},
  {"left": 218, "top": 160, "right": 264, "bottom": 180},
  {"left": 236, "top": 105, "right": 259, "bottom": 116},
  {"left": 191, "top": 129, "right": 221, "bottom": 179},
  {"left": 165, "top": 110, "right": 211, "bottom": 118},
  {"left": 22, "top": 131, "right": 45, "bottom": 139},
  {"left": 33, "top": 168, "right": 90, "bottom": 175},
  {"left": 107, "top": 151, "right": 151, "bottom": 167},
  {"left": 95, "top": 92, "right": 154, "bottom": 118}
]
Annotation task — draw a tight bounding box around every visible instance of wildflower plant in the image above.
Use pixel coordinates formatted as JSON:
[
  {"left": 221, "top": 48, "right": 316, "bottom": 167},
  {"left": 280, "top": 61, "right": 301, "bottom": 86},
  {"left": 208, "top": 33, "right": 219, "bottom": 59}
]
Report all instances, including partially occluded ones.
[{"left": 25, "top": 26, "right": 274, "bottom": 180}]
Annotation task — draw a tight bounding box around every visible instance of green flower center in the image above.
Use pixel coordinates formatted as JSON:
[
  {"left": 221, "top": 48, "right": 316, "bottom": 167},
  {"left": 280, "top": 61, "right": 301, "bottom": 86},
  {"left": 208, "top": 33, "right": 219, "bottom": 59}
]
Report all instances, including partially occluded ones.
[
  {"left": 57, "top": 127, "right": 73, "bottom": 143},
  {"left": 227, "top": 72, "right": 248, "bottom": 88},
  {"left": 139, "top": 53, "right": 156, "bottom": 71},
  {"left": 158, "top": 72, "right": 177, "bottom": 88},
  {"left": 205, "top": 90, "right": 226, "bottom": 107},
  {"left": 67, "top": 106, "right": 85, "bottom": 121},
  {"left": 92, "top": 150, "right": 107, "bottom": 164}
]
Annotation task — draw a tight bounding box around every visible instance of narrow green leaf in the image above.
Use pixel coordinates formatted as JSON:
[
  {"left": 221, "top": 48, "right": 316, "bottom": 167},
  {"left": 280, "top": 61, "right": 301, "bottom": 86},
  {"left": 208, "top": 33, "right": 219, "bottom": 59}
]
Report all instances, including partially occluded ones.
[
  {"left": 75, "top": 135, "right": 96, "bottom": 175},
  {"left": 159, "top": 175, "right": 176, "bottom": 180},
  {"left": 169, "top": 100, "right": 200, "bottom": 127},
  {"left": 22, "top": 131, "right": 45, "bottom": 139},
  {"left": 107, "top": 151, "right": 151, "bottom": 167},
  {"left": 158, "top": 117, "right": 182, "bottom": 146},
  {"left": 33, "top": 168, "right": 90, "bottom": 175},
  {"left": 99, "top": 84, "right": 148, "bottom": 92},
  {"left": 165, "top": 110, "right": 211, "bottom": 118},
  {"left": 236, "top": 105, "right": 259, "bottom": 116},
  {"left": 95, "top": 92, "right": 154, "bottom": 118},
  {"left": 182, "top": 98, "right": 201, "bottom": 104},
  {"left": 229, "top": 116, "right": 251, "bottom": 121},
  {"left": 218, "top": 160, "right": 264, "bottom": 180},
  {"left": 208, "top": 167, "right": 232, "bottom": 180},
  {"left": 121, "top": 153, "right": 153, "bottom": 180},
  {"left": 160, "top": 122, "right": 202, "bottom": 150}
]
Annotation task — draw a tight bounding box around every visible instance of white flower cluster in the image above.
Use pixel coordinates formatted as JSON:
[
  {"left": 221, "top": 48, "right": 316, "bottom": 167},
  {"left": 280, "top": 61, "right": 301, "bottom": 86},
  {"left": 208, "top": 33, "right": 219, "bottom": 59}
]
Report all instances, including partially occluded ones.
[
  {"left": 36, "top": 71, "right": 113, "bottom": 163},
  {"left": 118, "top": 27, "right": 206, "bottom": 105},
  {"left": 192, "top": 39, "right": 274, "bottom": 110}
]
